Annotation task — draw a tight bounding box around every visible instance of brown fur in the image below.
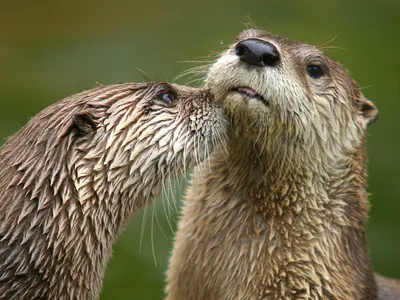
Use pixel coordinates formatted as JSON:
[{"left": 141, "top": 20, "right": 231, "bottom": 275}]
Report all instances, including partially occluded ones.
[
  {"left": 166, "top": 30, "right": 399, "bottom": 299},
  {"left": 0, "top": 82, "right": 226, "bottom": 299}
]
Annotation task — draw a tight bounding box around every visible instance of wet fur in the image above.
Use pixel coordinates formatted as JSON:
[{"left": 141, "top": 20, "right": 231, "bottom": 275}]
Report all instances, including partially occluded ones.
[
  {"left": 167, "top": 30, "right": 400, "bottom": 299},
  {"left": 0, "top": 82, "right": 225, "bottom": 299}
]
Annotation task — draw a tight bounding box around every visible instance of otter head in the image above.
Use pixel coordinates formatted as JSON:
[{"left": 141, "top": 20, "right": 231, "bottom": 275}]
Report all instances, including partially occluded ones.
[
  {"left": 69, "top": 82, "right": 225, "bottom": 212},
  {"left": 206, "top": 29, "right": 378, "bottom": 162},
  {"left": 0, "top": 82, "right": 225, "bottom": 299}
]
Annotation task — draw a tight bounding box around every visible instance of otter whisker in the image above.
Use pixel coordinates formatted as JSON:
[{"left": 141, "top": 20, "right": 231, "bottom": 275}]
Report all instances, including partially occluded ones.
[
  {"left": 182, "top": 134, "right": 188, "bottom": 176},
  {"left": 277, "top": 138, "right": 289, "bottom": 181},
  {"left": 175, "top": 70, "right": 208, "bottom": 84},
  {"left": 357, "top": 84, "right": 372, "bottom": 91},
  {"left": 135, "top": 68, "right": 155, "bottom": 82},
  {"left": 177, "top": 60, "right": 214, "bottom": 64},
  {"left": 139, "top": 195, "right": 151, "bottom": 254},
  {"left": 167, "top": 172, "right": 179, "bottom": 217},
  {"left": 176, "top": 154, "right": 189, "bottom": 190},
  {"left": 252, "top": 119, "right": 266, "bottom": 146},
  {"left": 315, "top": 33, "right": 340, "bottom": 49},
  {"left": 217, "top": 119, "right": 230, "bottom": 158},
  {"left": 172, "top": 170, "right": 182, "bottom": 215},
  {"left": 182, "top": 71, "right": 209, "bottom": 83},
  {"left": 161, "top": 176, "right": 175, "bottom": 234},
  {"left": 154, "top": 201, "right": 168, "bottom": 241},
  {"left": 204, "top": 136, "right": 212, "bottom": 173},
  {"left": 256, "top": 121, "right": 269, "bottom": 158},
  {"left": 165, "top": 173, "right": 174, "bottom": 223},
  {"left": 173, "top": 64, "right": 211, "bottom": 83},
  {"left": 193, "top": 135, "right": 203, "bottom": 179},
  {"left": 241, "top": 15, "right": 259, "bottom": 30},
  {"left": 169, "top": 172, "right": 179, "bottom": 220},
  {"left": 318, "top": 45, "right": 349, "bottom": 52},
  {"left": 184, "top": 78, "right": 206, "bottom": 88},
  {"left": 150, "top": 202, "right": 158, "bottom": 267},
  {"left": 259, "top": 138, "right": 284, "bottom": 185}
]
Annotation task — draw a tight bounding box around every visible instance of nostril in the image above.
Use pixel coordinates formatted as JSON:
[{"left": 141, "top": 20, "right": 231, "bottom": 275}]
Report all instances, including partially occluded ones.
[
  {"left": 235, "top": 44, "right": 246, "bottom": 57},
  {"left": 263, "top": 52, "right": 279, "bottom": 67}
]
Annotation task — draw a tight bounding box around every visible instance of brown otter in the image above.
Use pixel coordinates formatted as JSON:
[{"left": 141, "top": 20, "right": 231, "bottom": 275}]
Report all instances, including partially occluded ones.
[
  {"left": 167, "top": 29, "right": 400, "bottom": 299},
  {"left": 0, "top": 82, "right": 226, "bottom": 299}
]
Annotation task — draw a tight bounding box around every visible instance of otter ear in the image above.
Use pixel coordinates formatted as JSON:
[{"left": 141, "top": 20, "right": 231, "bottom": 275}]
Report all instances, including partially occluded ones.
[
  {"left": 72, "top": 112, "right": 96, "bottom": 135},
  {"left": 358, "top": 97, "right": 379, "bottom": 127}
]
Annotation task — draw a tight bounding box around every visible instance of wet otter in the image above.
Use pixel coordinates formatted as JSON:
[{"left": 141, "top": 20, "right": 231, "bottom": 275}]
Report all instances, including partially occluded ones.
[
  {"left": 167, "top": 29, "right": 400, "bottom": 299},
  {"left": 0, "top": 82, "right": 226, "bottom": 299}
]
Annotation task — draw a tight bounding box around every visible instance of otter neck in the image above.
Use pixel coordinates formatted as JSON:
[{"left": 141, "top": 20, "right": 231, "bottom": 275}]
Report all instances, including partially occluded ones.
[
  {"left": 212, "top": 133, "right": 376, "bottom": 298},
  {"left": 226, "top": 133, "right": 371, "bottom": 224},
  {"left": 55, "top": 149, "right": 161, "bottom": 298}
]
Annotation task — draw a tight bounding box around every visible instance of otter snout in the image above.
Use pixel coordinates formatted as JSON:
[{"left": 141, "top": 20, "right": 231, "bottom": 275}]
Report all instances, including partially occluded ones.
[{"left": 234, "top": 38, "right": 280, "bottom": 67}]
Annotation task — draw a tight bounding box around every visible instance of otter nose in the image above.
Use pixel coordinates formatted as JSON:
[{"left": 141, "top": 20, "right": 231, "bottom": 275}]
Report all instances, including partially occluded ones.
[{"left": 235, "top": 39, "right": 280, "bottom": 67}]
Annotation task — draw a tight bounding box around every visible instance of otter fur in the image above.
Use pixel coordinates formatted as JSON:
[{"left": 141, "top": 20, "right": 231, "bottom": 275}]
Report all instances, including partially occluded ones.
[
  {"left": 166, "top": 30, "right": 400, "bottom": 299},
  {"left": 0, "top": 82, "right": 225, "bottom": 299}
]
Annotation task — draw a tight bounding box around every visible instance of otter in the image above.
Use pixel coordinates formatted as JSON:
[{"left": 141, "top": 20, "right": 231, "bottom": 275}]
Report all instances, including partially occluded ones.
[
  {"left": 0, "top": 82, "right": 226, "bottom": 300},
  {"left": 167, "top": 29, "right": 400, "bottom": 299}
]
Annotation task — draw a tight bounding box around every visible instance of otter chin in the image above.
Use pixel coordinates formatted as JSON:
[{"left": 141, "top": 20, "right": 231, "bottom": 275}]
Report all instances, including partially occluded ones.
[
  {"left": 0, "top": 82, "right": 226, "bottom": 300},
  {"left": 167, "top": 29, "right": 399, "bottom": 300}
]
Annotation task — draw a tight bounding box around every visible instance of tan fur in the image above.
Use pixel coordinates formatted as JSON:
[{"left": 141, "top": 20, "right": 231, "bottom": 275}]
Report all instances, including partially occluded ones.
[
  {"left": 167, "top": 30, "right": 398, "bottom": 299},
  {"left": 0, "top": 82, "right": 226, "bottom": 299}
]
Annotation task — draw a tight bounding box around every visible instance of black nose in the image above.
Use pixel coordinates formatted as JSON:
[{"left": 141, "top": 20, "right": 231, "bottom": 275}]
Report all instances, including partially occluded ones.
[{"left": 235, "top": 39, "right": 280, "bottom": 67}]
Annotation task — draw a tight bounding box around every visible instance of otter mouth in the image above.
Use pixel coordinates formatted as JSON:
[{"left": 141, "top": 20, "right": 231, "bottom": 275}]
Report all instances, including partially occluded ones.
[{"left": 230, "top": 86, "right": 268, "bottom": 106}]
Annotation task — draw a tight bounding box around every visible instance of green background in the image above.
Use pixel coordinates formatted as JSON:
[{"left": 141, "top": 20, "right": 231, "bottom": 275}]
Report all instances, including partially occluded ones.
[{"left": 0, "top": 1, "right": 399, "bottom": 299}]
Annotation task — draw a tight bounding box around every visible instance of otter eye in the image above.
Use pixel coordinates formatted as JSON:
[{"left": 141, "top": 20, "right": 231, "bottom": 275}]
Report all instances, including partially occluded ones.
[
  {"left": 307, "top": 65, "right": 324, "bottom": 79},
  {"left": 161, "top": 91, "right": 176, "bottom": 104}
]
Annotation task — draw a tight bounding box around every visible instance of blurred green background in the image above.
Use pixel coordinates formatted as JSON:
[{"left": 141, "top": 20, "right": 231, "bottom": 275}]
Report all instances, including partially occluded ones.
[{"left": 0, "top": 0, "right": 399, "bottom": 299}]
